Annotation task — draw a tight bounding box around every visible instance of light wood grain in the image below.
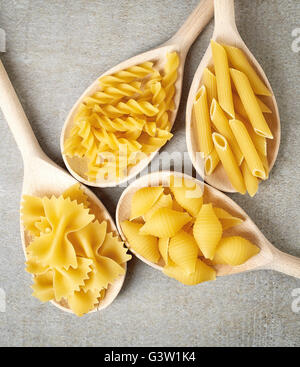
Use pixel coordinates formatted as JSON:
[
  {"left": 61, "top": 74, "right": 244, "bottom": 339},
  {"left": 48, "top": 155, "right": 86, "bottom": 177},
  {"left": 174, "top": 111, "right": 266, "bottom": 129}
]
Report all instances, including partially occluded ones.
[
  {"left": 186, "top": 0, "right": 280, "bottom": 193},
  {"left": 0, "top": 60, "right": 126, "bottom": 315},
  {"left": 60, "top": 0, "right": 214, "bottom": 188},
  {"left": 116, "top": 171, "right": 300, "bottom": 279}
]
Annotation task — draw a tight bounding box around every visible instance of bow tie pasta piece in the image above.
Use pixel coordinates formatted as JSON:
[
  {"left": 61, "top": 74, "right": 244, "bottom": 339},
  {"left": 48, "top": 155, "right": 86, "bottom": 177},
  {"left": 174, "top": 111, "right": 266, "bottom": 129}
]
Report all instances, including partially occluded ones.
[
  {"left": 31, "top": 270, "right": 55, "bottom": 302},
  {"left": 21, "top": 196, "right": 45, "bottom": 237},
  {"left": 99, "top": 232, "right": 132, "bottom": 265},
  {"left": 163, "top": 259, "right": 216, "bottom": 286},
  {"left": 62, "top": 183, "right": 90, "bottom": 207},
  {"left": 213, "top": 237, "right": 260, "bottom": 266},
  {"left": 130, "top": 187, "right": 164, "bottom": 220},
  {"left": 169, "top": 231, "right": 199, "bottom": 274},
  {"left": 67, "top": 288, "right": 103, "bottom": 318},
  {"left": 121, "top": 221, "right": 160, "bottom": 264},
  {"left": 140, "top": 208, "right": 192, "bottom": 238},
  {"left": 193, "top": 204, "right": 223, "bottom": 260}
]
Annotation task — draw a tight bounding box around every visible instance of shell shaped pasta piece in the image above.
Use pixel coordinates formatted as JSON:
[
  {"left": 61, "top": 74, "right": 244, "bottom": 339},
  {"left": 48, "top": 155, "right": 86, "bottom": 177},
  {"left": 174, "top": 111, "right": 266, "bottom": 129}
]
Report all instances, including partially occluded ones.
[
  {"left": 144, "top": 193, "right": 173, "bottom": 222},
  {"left": 21, "top": 195, "right": 45, "bottom": 236},
  {"left": 193, "top": 204, "right": 223, "bottom": 260},
  {"left": 215, "top": 236, "right": 260, "bottom": 266},
  {"left": 170, "top": 180, "right": 203, "bottom": 217},
  {"left": 67, "top": 288, "right": 100, "bottom": 317},
  {"left": 169, "top": 231, "right": 199, "bottom": 274},
  {"left": 163, "top": 259, "right": 216, "bottom": 285},
  {"left": 130, "top": 187, "right": 164, "bottom": 220},
  {"left": 63, "top": 183, "right": 90, "bottom": 208},
  {"left": 27, "top": 197, "right": 94, "bottom": 270},
  {"left": 99, "top": 232, "right": 132, "bottom": 265},
  {"left": 121, "top": 221, "right": 160, "bottom": 264},
  {"left": 31, "top": 270, "right": 55, "bottom": 302},
  {"left": 140, "top": 208, "right": 192, "bottom": 238},
  {"left": 213, "top": 207, "right": 244, "bottom": 230},
  {"left": 158, "top": 238, "right": 170, "bottom": 266}
]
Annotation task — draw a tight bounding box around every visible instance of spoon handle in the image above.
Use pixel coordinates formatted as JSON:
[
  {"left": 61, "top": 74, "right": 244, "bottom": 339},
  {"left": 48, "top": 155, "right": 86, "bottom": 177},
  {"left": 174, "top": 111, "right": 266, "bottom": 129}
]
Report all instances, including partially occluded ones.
[
  {"left": 213, "top": 0, "right": 238, "bottom": 36},
  {"left": 170, "top": 0, "right": 214, "bottom": 52},
  {"left": 0, "top": 60, "right": 44, "bottom": 161},
  {"left": 267, "top": 248, "right": 300, "bottom": 279}
]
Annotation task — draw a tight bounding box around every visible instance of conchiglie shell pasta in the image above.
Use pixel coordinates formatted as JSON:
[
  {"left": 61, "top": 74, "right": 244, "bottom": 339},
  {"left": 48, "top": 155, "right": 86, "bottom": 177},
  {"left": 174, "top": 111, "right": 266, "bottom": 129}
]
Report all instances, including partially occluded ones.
[
  {"left": 130, "top": 187, "right": 164, "bottom": 220},
  {"left": 215, "top": 236, "right": 260, "bottom": 266},
  {"left": 169, "top": 231, "right": 199, "bottom": 274},
  {"left": 144, "top": 194, "right": 173, "bottom": 222},
  {"left": 158, "top": 238, "right": 170, "bottom": 266},
  {"left": 163, "top": 259, "right": 216, "bottom": 285},
  {"left": 213, "top": 207, "right": 243, "bottom": 230},
  {"left": 121, "top": 221, "right": 160, "bottom": 264},
  {"left": 139, "top": 208, "right": 191, "bottom": 238},
  {"left": 193, "top": 204, "right": 222, "bottom": 260}
]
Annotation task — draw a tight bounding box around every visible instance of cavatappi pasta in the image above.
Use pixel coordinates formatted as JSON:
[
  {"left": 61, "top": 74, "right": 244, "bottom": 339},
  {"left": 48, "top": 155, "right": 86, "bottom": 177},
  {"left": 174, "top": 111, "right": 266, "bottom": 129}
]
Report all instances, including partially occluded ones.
[
  {"left": 193, "top": 41, "right": 274, "bottom": 196},
  {"left": 64, "top": 52, "right": 180, "bottom": 182},
  {"left": 121, "top": 177, "right": 260, "bottom": 285},
  {"left": 21, "top": 184, "right": 131, "bottom": 317}
]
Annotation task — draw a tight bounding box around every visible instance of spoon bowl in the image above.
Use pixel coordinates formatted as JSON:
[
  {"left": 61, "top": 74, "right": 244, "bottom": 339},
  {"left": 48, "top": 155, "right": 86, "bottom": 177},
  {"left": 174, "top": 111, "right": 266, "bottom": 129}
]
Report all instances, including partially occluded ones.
[
  {"left": 60, "top": 0, "right": 215, "bottom": 188},
  {"left": 116, "top": 171, "right": 300, "bottom": 279},
  {"left": 186, "top": 0, "right": 280, "bottom": 193},
  {"left": 0, "top": 60, "right": 126, "bottom": 314}
]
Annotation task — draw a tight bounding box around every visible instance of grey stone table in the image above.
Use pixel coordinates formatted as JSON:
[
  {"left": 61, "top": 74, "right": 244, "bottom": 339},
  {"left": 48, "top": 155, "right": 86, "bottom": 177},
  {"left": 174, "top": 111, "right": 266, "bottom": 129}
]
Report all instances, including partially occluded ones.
[{"left": 0, "top": 0, "right": 299, "bottom": 347}]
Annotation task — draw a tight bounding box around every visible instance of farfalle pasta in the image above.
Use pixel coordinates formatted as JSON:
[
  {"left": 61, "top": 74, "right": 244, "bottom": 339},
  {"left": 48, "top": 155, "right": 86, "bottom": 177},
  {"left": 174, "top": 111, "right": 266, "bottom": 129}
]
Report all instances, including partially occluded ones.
[
  {"left": 121, "top": 176, "right": 260, "bottom": 285},
  {"left": 21, "top": 184, "right": 131, "bottom": 316},
  {"left": 64, "top": 53, "right": 180, "bottom": 182}
]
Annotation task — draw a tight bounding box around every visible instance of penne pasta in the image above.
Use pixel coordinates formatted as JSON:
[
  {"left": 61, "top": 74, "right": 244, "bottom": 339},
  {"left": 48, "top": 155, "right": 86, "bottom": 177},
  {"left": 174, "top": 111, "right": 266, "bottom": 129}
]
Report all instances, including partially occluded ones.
[
  {"left": 223, "top": 44, "right": 272, "bottom": 96},
  {"left": 230, "top": 68, "right": 273, "bottom": 139},
  {"left": 202, "top": 67, "right": 218, "bottom": 106},
  {"left": 233, "top": 93, "right": 272, "bottom": 119},
  {"left": 193, "top": 85, "right": 213, "bottom": 157},
  {"left": 211, "top": 40, "right": 235, "bottom": 118},
  {"left": 205, "top": 148, "right": 220, "bottom": 176},
  {"left": 212, "top": 133, "right": 246, "bottom": 194},
  {"left": 210, "top": 98, "right": 243, "bottom": 165},
  {"left": 241, "top": 160, "right": 259, "bottom": 197},
  {"left": 243, "top": 120, "right": 267, "bottom": 157},
  {"left": 229, "top": 119, "right": 266, "bottom": 180}
]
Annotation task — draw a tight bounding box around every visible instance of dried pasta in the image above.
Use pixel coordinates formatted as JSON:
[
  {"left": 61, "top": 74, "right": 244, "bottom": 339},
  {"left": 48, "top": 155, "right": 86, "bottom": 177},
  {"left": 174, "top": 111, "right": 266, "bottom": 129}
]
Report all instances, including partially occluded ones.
[{"left": 22, "top": 184, "right": 131, "bottom": 317}]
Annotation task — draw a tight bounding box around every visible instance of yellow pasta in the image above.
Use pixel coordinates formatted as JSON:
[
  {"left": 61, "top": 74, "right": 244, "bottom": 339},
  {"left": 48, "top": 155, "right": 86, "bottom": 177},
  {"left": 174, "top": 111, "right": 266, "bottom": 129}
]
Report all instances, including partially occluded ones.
[
  {"left": 204, "top": 148, "right": 220, "bottom": 176},
  {"left": 169, "top": 231, "right": 199, "bottom": 274},
  {"left": 214, "top": 236, "right": 260, "bottom": 266},
  {"left": 163, "top": 259, "right": 216, "bottom": 285},
  {"left": 213, "top": 207, "right": 244, "bottom": 230},
  {"left": 210, "top": 99, "right": 243, "bottom": 165},
  {"left": 229, "top": 119, "right": 266, "bottom": 180},
  {"left": 193, "top": 204, "right": 222, "bottom": 260},
  {"left": 202, "top": 67, "right": 218, "bottom": 106},
  {"left": 144, "top": 193, "right": 173, "bottom": 222},
  {"left": 130, "top": 187, "right": 164, "bottom": 220},
  {"left": 233, "top": 93, "right": 272, "bottom": 119},
  {"left": 212, "top": 133, "right": 246, "bottom": 194},
  {"left": 158, "top": 237, "right": 170, "bottom": 266},
  {"left": 211, "top": 40, "right": 235, "bottom": 118},
  {"left": 67, "top": 289, "right": 101, "bottom": 318},
  {"left": 230, "top": 68, "right": 273, "bottom": 139},
  {"left": 244, "top": 120, "right": 267, "bottom": 157},
  {"left": 194, "top": 85, "right": 213, "bottom": 157},
  {"left": 139, "top": 208, "right": 191, "bottom": 238},
  {"left": 241, "top": 160, "right": 259, "bottom": 197},
  {"left": 121, "top": 221, "right": 160, "bottom": 264},
  {"left": 223, "top": 44, "right": 272, "bottom": 96}
]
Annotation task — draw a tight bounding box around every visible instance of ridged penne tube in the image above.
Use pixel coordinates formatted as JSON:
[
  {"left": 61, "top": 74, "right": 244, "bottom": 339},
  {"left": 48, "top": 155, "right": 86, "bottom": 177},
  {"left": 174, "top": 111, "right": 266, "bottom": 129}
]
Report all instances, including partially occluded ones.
[
  {"left": 144, "top": 194, "right": 173, "bottom": 222},
  {"left": 233, "top": 93, "right": 272, "bottom": 118},
  {"left": 259, "top": 152, "right": 269, "bottom": 179},
  {"left": 205, "top": 148, "right": 220, "bottom": 176},
  {"left": 212, "top": 133, "right": 246, "bottom": 194},
  {"left": 130, "top": 187, "right": 164, "bottom": 220},
  {"left": 243, "top": 120, "right": 267, "bottom": 157},
  {"left": 193, "top": 85, "right": 213, "bottom": 157},
  {"left": 139, "top": 208, "right": 191, "bottom": 238},
  {"left": 214, "top": 236, "right": 260, "bottom": 266},
  {"left": 241, "top": 160, "right": 259, "bottom": 197},
  {"left": 158, "top": 238, "right": 170, "bottom": 265},
  {"left": 223, "top": 44, "right": 272, "bottom": 96},
  {"left": 229, "top": 119, "right": 266, "bottom": 180},
  {"left": 163, "top": 259, "right": 216, "bottom": 285},
  {"left": 230, "top": 68, "right": 273, "bottom": 139},
  {"left": 210, "top": 99, "right": 243, "bottom": 165},
  {"left": 121, "top": 221, "right": 160, "bottom": 264},
  {"left": 211, "top": 40, "right": 235, "bottom": 118},
  {"left": 193, "top": 204, "right": 223, "bottom": 260},
  {"left": 169, "top": 231, "right": 199, "bottom": 274},
  {"left": 213, "top": 207, "right": 244, "bottom": 230},
  {"left": 202, "top": 67, "right": 218, "bottom": 106}
]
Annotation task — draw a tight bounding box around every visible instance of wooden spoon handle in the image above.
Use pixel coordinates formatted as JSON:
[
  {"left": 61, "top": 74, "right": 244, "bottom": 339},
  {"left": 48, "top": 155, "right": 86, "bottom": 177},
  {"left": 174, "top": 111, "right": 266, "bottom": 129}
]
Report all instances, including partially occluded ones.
[
  {"left": 0, "top": 60, "right": 44, "bottom": 161},
  {"left": 170, "top": 0, "right": 214, "bottom": 51},
  {"left": 267, "top": 249, "right": 300, "bottom": 279},
  {"left": 213, "top": 0, "right": 238, "bottom": 36}
]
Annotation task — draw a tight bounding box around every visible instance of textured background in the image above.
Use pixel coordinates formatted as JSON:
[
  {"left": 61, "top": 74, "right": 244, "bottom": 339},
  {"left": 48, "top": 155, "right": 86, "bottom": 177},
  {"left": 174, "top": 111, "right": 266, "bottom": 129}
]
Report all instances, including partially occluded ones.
[{"left": 0, "top": 0, "right": 299, "bottom": 347}]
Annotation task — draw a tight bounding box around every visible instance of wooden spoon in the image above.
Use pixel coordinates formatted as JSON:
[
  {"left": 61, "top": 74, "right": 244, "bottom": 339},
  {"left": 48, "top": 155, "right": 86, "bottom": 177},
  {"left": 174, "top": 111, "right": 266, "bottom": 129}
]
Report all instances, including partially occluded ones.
[
  {"left": 186, "top": 0, "right": 281, "bottom": 193},
  {"left": 60, "top": 0, "right": 214, "bottom": 188},
  {"left": 0, "top": 60, "right": 126, "bottom": 314},
  {"left": 116, "top": 171, "right": 300, "bottom": 279}
]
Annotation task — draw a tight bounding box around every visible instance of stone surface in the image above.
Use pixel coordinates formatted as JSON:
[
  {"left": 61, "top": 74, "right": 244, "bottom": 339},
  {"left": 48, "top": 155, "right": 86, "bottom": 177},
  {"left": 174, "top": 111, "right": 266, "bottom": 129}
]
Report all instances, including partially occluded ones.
[{"left": 0, "top": 0, "right": 299, "bottom": 347}]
